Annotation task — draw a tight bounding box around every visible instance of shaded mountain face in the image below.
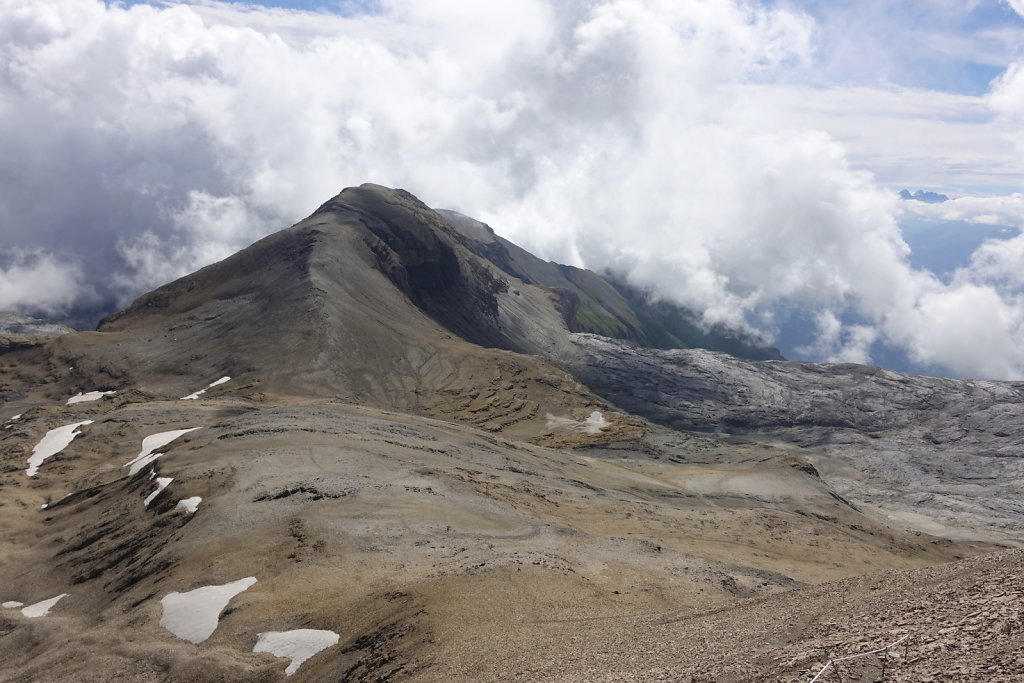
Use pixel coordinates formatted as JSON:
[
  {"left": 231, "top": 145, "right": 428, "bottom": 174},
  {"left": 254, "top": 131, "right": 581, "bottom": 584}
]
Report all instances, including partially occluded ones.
[
  {"left": 436, "top": 209, "right": 782, "bottom": 360},
  {"left": 1, "top": 183, "right": 1022, "bottom": 682}
]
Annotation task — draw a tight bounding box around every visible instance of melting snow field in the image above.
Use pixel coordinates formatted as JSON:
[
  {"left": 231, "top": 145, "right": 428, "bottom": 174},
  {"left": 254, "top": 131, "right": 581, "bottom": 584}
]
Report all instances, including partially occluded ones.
[
  {"left": 66, "top": 390, "right": 115, "bottom": 405},
  {"left": 176, "top": 496, "right": 201, "bottom": 514},
  {"left": 125, "top": 428, "right": 200, "bottom": 476},
  {"left": 181, "top": 376, "right": 231, "bottom": 400},
  {"left": 144, "top": 477, "right": 173, "bottom": 507},
  {"left": 21, "top": 594, "right": 68, "bottom": 618},
  {"left": 160, "top": 577, "right": 257, "bottom": 643},
  {"left": 2, "top": 601, "right": 23, "bottom": 608},
  {"left": 26, "top": 421, "right": 93, "bottom": 476},
  {"left": 253, "top": 629, "right": 341, "bottom": 676}
]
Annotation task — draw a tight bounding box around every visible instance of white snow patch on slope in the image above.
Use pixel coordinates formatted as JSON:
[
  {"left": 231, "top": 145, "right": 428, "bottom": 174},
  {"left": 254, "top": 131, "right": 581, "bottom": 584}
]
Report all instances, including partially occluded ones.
[
  {"left": 4, "top": 414, "right": 21, "bottom": 429},
  {"left": 2, "top": 601, "right": 23, "bottom": 608},
  {"left": 181, "top": 376, "right": 231, "bottom": 400},
  {"left": 176, "top": 496, "right": 201, "bottom": 514},
  {"left": 125, "top": 428, "right": 200, "bottom": 476},
  {"left": 21, "top": 594, "right": 68, "bottom": 618},
  {"left": 144, "top": 477, "right": 173, "bottom": 507},
  {"left": 544, "top": 411, "right": 609, "bottom": 435},
  {"left": 66, "top": 391, "right": 115, "bottom": 405},
  {"left": 254, "top": 629, "right": 341, "bottom": 676},
  {"left": 159, "top": 577, "right": 257, "bottom": 643},
  {"left": 583, "top": 411, "right": 608, "bottom": 434},
  {"left": 26, "top": 421, "right": 93, "bottom": 476}
]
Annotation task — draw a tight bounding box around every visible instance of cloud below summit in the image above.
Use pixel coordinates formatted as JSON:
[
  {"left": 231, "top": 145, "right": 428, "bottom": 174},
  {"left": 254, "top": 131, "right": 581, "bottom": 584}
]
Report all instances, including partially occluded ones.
[{"left": 1, "top": 0, "right": 1024, "bottom": 379}]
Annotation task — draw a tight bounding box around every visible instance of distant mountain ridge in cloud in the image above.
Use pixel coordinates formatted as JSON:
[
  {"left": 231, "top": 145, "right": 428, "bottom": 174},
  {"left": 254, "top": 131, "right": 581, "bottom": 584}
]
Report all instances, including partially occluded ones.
[
  {"left": 899, "top": 189, "right": 949, "bottom": 204},
  {"left": 0, "top": 312, "right": 74, "bottom": 339}
]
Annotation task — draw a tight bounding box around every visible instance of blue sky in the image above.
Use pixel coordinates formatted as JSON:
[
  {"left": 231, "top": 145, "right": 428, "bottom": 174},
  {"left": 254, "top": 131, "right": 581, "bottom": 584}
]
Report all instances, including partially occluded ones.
[{"left": 5, "top": 0, "right": 1024, "bottom": 378}]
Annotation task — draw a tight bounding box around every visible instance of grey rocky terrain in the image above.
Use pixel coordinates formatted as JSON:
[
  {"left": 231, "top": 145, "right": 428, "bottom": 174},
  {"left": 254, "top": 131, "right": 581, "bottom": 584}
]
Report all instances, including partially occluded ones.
[
  {"left": 565, "top": 334, "right": 1024, "bottom": 543},
  {"left": 0, "top": 312, "right": 74, "bottom": 339},
  {"left": 1, "top": 184, "right": 1021, "bottom": 681}
]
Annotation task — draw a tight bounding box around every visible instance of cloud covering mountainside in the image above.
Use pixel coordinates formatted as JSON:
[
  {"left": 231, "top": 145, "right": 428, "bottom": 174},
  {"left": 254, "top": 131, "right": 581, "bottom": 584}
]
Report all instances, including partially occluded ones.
[{"left": 2, "top": 0, "right": 1024, "bottom": 378}]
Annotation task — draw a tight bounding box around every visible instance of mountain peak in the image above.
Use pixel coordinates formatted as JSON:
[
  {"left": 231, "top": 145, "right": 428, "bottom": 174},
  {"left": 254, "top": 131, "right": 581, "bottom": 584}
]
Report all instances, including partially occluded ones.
[{"left": 899, "top": 188, "right": 949, "bottom": 203}]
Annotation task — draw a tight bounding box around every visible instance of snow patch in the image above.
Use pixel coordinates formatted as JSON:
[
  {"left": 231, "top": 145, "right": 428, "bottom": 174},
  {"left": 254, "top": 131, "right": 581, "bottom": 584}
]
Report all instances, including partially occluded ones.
[
  {"left": 21, "top": 593, "right": 68, "bottom": 618},
  {"left": 181, "top": 376, "right": 231, "bottom": 400},
  {"left": 4, "top": 413, "right": 21, "bottom": 429},
  {"left": 125, "top": 428, "right": 200, "bottom": 476},
  {"left": 66, "top": 391, "right": 115, "bottom": 405},
  {"left": 159, "top": 577, "right": 257, "bottom": 643},
  {"left": 253, "top": 629, "right": 341, "bottom": 676},
  {"left": 144, "top": 477, "right": 173, "bottom": 507},
  {"left": 2, "top": 601, "right": 23, "bottom": 608},
  {"left": 176, "top": 496, "right": 201, "bottom": 514},
  {"left": 583, "top": 410, "right": 608, "bottom": 434},
  {"left": 544, "top": 411, "right": 609, "bottom": 435},
  {"left": 26, "top": 421, "right": 93, "bottom": 476}
]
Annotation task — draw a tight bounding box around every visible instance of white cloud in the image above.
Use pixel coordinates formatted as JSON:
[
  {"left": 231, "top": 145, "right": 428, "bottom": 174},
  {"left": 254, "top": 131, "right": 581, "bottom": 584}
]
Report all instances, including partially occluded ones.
[
  {"left": 1, "top": 0, "right": 1024, "bottom": 379},
  {"left": 0, "top": 249, "right": 87, "bottom": 315},
  {"left": 797, "top": 311, "right": 879, "bottom": 365},
  {"left": 990, "top": 60, "right": 1024, "bottom": 152},
  {"left": 900, "top": 193, "right": 1024, "bottom": 227},
  {"left": 1006, "top": 0, "right": 1024, "bottom": 19},
  {"left": 743, "top": 84, "right": 1023, "bottom": 192},
  {"left": 961, "top": 231, "right": 1024, "bottom": 289},
  {"left": 890, "top": 281, "right": 1024, "bottom": 380}
]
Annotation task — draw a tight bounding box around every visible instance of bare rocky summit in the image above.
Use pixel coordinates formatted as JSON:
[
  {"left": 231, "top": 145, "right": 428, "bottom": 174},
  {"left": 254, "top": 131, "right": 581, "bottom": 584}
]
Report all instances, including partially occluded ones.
[{"left": 0, "top": 184, "right": 1021, "bottom": 681}]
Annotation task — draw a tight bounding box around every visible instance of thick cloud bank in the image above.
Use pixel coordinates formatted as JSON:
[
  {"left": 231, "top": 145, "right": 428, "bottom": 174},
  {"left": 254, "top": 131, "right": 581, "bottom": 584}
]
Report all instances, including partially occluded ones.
[{"left": 1, "top": 0, "right": 1023, "bottom": 379}]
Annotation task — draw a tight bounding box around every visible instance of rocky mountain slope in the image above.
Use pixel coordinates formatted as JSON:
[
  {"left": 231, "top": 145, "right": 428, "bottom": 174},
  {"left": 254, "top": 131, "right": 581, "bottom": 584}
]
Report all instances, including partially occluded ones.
[
  {"left": 566, "top": 334, "right": 1024, "bottom": 543},
  {"left": 436, "top": 209, "right": 781, "bottom": 360},
  {"left": 1, "top": 184, "right": 1021, "bottom": 681}
]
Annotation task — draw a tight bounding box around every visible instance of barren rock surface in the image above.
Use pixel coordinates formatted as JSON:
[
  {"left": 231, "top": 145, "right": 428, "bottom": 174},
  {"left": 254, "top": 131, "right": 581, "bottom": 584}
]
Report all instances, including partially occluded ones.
[{"left": 567, "top": 334, "right": 1024, "bottom": 542}]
